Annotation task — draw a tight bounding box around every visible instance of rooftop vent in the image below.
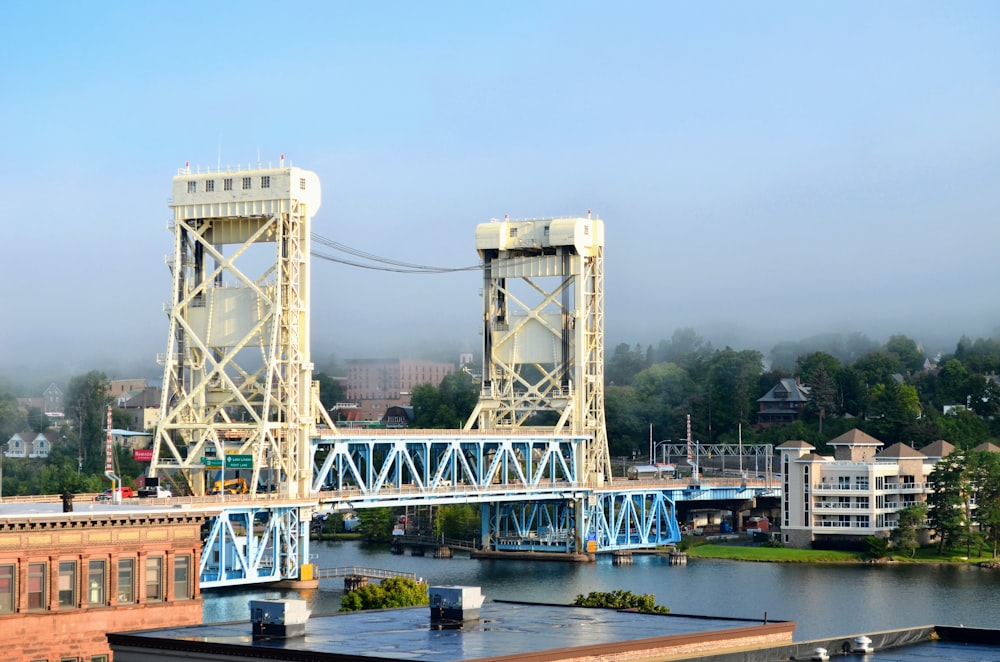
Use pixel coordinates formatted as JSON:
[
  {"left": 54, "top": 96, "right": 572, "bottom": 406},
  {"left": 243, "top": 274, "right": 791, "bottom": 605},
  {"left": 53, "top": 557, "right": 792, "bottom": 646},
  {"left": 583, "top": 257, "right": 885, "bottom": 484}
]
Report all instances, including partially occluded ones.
[
  {"left": 429, "top": 586, "right": 484, "bottom": 624},
  {"left": 249, "top": 599, "right": 310, "bottom": 639}
]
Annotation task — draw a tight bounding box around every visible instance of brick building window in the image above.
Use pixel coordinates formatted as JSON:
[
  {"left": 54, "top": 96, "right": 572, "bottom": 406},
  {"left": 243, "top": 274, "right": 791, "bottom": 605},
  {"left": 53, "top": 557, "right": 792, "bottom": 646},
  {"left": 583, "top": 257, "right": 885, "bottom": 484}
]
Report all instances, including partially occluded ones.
[
  {"left": 224, "top": 178, "right": 233, "bottom": 191},
  {"left": 261, "top": 175, "right": 270, "bottom": 188},
  {"left": 0, "top": 564, "right": 14, "bottom": 612},
  {"left": 117, "top": 558, "right": 135, "bottom": 604},
  {"left": 187, "top": 181, "right": 196, "bottom": 193},
  {"left": 87, "top": 560, "right": 105, "bottom": 605},
  {"left": 146, "top": 556, "right": 163, "bottom": 602},
  {"left": 242, "top": 176, "right": 252, "bottom": 190},
  {"left": 205, "top": 179, "right": 215, "bottom": 192},
  {"left": 174, "top": 554, "right": 191, "bottom": 600},
  {"left": 27, "top": 562, "right": 46, "bottom": 610},
  {"left": 58, "top": 561, "right": 77, "bottom": 608}
]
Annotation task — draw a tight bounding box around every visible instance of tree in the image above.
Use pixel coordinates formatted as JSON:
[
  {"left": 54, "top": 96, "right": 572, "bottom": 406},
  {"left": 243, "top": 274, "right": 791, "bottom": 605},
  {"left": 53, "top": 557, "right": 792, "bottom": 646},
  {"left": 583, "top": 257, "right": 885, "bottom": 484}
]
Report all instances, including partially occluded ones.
[
  {"left": 890, "top": 503, "right": 927, "bottom": 558},
  {"left": 867, "top": 382, "right": 921, "bottom": 440},
  {"left": 853, "top": 350, "right": 902, "bottom": 385},
  {"left": 339, "top": 577, "right": 428, "bottom": 612},
  {"left": 706, "top": 348, "right": 763, "bottom": 436},
  {"left": 574, "top": 590, "right": 669, "bottom": 614},
  {"left": 865, "top": 535, "right": 889, "bottom": 559},
  {"left": 411, "top": 371, "right": 478, "bottom": 429},
  {"left": 803, "top": 363, "right": 838, "bottom": 430},
  {"left": 937, "top": 410, "right": 989, "bottom": 450},
  {"left": 606, "top": 343, "right": 649, "bottom": 387},
  {"left": 65, "top": 370, "right": 111, "bottom": 473},
  {"left": 973, "top": 451, "right": 1000, "bottom": 558},
  {"left": 434, "top": 503, "right": 480, "bottom": 540},
  {"left": 0, "top": 392, "right": 27, "bottom": 442},
  {"left": 604, "top": 385, "right": 647, "bottom": 460},
  {"left": 315, "top": 371, "right": 345, "bottom": 412},
  {"left": 926, "top": 452, "right": 972, "bottom": 553},
  {"left": 884, "top": 334, "right": 924, "bottom": 374},
  {"left": 936, "top": 359, "right": 970, "bottom": 406},
  {"left": 356, "top": 508, "right": 395, "bottom": 543},
  {"left": 656, "top": 328, "right": 712, "bottom": 374}
]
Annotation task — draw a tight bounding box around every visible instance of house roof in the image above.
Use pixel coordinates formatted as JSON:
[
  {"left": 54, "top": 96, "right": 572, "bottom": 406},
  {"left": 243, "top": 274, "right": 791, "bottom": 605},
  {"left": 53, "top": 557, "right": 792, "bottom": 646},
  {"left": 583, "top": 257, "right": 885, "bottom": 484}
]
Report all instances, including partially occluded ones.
[
  {"left": 973, "top": 442, "right": 1000, "bottom": 453},
  {"left": 920, "top": 439, "right": 955, "bottom": 459},
  {"left": 777, "top": 440, "right": 815, "bottom": 450},
  {"left": 876, "top": 442, "right": 926, "bottom": 460},
  {"left": 797, "top": 452, "right": 829, "bottom": 462},
  {"left": 827, "top": 428, "right": 884, "bottom": 447},
  {"left": 757, "top": 378, "right": 811, "bottom": 404}
]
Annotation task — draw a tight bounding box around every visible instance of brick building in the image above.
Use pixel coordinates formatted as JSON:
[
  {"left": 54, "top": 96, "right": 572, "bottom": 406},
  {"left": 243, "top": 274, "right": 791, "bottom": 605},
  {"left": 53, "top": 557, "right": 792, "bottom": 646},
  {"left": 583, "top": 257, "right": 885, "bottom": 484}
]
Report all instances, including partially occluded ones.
[
  {"left": 344, "top": 359, "right": 455, "bottom": 421},
  {"left": 1, "top": 507, "right": 210, "bottom": 661}
]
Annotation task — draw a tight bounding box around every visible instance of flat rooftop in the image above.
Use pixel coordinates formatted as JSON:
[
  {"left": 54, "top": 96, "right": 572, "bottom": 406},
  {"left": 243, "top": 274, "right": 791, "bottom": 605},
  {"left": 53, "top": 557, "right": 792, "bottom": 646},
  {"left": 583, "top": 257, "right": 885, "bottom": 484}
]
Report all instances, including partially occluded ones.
[{"left": 109, "top": 600, "right": 793, "bottom": 661}]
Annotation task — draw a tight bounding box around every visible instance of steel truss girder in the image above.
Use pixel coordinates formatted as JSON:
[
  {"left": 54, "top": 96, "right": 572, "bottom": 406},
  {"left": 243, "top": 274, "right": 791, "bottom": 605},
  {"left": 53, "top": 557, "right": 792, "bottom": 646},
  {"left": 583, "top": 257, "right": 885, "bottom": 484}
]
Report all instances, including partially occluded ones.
[
  {"left": 311, "top": 433, "right": 586, "bottom": 498},
  {"left": 199, "top": 504, "right": 306, "bottom": 589},
  {"left": 586, "top": 489, "right": 682, "bottom": 550},
  {"left": 481, "top": 500, "right": 579, "bottom": 552}
]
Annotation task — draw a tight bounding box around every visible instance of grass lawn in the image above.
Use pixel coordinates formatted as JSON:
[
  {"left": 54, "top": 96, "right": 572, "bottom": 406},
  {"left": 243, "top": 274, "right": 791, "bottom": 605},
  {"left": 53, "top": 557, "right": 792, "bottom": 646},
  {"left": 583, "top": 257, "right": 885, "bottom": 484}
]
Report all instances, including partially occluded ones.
[
  {"left": 685, "top": 542, "right": 1000, "bottom": 564},
  {"left": 685, "top": 544, "right": 863, "bottom": 563}
]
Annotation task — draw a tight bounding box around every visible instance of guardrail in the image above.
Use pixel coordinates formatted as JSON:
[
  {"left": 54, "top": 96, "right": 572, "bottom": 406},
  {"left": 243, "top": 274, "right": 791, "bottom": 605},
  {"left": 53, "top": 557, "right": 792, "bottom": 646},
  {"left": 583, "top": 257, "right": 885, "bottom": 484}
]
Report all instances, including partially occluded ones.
[{"left": 313, "top": 566, "right": 418, "bottom": 581}]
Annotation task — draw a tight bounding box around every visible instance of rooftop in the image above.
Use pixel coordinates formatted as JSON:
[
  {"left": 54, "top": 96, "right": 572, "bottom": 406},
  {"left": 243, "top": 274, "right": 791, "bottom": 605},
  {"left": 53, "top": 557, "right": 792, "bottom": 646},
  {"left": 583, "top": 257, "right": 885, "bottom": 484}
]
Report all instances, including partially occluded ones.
[{"left": 108, "top": 600, "right": 793, "bottom": 661}]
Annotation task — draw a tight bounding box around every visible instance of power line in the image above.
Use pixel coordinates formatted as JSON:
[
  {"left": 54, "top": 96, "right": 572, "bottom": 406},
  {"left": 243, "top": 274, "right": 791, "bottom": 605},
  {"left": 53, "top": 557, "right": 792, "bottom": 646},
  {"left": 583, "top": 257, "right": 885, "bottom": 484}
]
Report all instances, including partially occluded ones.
[{"left": 310, "top": 233, "right": 480, "bottom": 274}]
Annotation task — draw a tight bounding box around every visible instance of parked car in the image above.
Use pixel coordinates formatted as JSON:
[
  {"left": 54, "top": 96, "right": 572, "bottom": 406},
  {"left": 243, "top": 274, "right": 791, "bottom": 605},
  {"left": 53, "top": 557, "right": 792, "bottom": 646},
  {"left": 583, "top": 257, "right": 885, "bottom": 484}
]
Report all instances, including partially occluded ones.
[{"left": 98, "top": 486, "right": 135, "bottom": 501}]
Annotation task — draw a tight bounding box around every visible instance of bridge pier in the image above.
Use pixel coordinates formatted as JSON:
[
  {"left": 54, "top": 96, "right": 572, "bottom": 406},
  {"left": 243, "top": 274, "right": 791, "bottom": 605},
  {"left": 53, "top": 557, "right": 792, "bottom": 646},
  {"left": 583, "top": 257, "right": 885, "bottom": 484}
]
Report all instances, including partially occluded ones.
[
  {"left": 344, "top": 575, "right": 369, "bottom": 592},
  {"left": 612, "top": 550, "right": 633, "bottom": 565},
  {"left": 434, "top": 546, "right": 453, "bottom": 559}
]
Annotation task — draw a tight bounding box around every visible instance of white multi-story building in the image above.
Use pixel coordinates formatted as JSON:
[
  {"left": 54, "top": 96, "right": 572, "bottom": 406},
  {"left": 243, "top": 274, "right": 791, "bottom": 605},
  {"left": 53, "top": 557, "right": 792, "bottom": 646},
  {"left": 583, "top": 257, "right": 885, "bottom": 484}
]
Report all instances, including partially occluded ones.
[{"left": 778, "top": 429, "right": 949, "bottom": 548}]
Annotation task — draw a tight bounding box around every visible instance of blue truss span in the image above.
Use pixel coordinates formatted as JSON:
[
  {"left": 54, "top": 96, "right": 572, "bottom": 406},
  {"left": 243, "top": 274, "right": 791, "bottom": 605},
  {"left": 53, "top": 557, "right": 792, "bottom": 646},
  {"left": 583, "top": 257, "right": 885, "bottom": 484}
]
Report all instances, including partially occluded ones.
[{"left": 197, "top": 433, "right": 779, "bottom": 588}]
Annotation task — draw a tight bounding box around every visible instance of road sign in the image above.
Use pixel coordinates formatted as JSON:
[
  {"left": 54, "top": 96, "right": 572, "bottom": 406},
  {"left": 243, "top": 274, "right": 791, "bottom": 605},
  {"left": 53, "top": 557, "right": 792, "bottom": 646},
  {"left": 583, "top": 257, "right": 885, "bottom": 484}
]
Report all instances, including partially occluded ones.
[
  {"left": 201, "top": 457, "right": 223, "bottom": 468},
  {"left": 225, "top": 454, "right": 253, "bottom": 469}
]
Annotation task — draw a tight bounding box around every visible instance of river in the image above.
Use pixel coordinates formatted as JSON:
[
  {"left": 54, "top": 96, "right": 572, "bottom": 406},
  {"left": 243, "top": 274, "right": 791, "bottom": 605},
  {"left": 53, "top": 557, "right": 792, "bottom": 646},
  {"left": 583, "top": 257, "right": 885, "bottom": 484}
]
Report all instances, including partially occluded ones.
[{"left": 203, "top": 540, "right": 1000, "bottom": 642}]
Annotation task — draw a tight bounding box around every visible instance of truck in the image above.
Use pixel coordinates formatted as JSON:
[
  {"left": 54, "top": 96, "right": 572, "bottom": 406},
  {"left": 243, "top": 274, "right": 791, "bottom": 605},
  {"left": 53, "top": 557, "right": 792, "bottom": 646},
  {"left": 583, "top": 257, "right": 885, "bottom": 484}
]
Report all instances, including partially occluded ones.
[
  {"left": 98, "top": 486, "right": 134, "bottom": 501},
  {"left": 212, "top": 477, "right": 248, "bottom": 495},
  {"left": 626, "top": 463, "right": 676, "bottom": 480},
  {"left": 138, "top": 485, "right": 172, "bottom": 498}
]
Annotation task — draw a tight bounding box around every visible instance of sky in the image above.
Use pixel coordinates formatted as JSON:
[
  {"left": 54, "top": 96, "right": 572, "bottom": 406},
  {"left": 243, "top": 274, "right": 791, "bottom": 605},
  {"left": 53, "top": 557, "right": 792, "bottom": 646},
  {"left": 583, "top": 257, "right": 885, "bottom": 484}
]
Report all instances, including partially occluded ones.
[{"left": 2, "top": 1, "right": 999, "bottom": 382}]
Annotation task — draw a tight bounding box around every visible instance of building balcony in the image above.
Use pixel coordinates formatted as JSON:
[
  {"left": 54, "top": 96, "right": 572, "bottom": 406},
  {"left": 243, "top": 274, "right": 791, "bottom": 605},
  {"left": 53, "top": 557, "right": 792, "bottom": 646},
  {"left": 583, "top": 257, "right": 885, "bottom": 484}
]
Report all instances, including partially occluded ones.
[
  {"left": 813, "top": 483, "right": 871, "bottom": 492},
  {"left": 883, "top": 482, "right": 926, "bottom": 492},
  {"left": 812, "top": 520, "right": 872, "bottom": 530},
  {"left": 813, "top": 502, "right": 871, "bottom": 510}
]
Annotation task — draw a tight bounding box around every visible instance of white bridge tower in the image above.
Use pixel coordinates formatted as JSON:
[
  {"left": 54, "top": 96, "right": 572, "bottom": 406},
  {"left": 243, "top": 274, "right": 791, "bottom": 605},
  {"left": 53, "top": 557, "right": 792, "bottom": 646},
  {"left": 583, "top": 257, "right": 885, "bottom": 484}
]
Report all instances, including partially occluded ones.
[
  {"left": 465, "top": 216, "right": 612, "bottom": 484},
  {"left": 149, "top": 161, "right": 333, "bottom": 498}
]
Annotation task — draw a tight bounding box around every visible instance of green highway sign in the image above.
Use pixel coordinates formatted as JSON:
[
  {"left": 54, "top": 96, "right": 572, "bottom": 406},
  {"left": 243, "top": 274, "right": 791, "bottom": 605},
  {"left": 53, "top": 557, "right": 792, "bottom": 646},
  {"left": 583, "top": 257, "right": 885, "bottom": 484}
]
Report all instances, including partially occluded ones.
[
  {"left": 225, "top": 454, "right": 253, "bottom": 469},
  {"left": 201, "top": 457, "right": 223, "bottom": 467}
]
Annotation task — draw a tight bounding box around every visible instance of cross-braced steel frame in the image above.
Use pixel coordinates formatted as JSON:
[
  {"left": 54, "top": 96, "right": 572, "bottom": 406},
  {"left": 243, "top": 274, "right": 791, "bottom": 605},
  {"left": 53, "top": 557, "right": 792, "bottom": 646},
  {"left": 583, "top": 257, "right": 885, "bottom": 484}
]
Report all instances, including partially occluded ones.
[
  {"left": 150, "top": 166, "right": 331, "bottom": 501},
  {"left": 466, "top": 217, "right": 611, "bottom": 485}
]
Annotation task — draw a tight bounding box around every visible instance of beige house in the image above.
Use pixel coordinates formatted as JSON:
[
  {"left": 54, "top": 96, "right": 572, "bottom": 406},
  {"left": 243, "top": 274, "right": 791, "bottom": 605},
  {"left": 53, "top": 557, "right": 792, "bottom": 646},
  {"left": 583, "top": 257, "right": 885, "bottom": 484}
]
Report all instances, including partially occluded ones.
[
  {"left": 3, "top": 432, "right": 57, "bottom": 459},
  {"left": 778, "top": 429, "right": 941, "bottom": 548}
]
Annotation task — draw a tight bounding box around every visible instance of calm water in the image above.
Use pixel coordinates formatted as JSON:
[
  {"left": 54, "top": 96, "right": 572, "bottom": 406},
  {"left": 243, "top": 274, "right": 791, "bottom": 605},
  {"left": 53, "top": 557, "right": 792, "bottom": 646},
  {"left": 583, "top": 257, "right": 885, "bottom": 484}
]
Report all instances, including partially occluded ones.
[{"left": 204, "top": 541, "right": 1000, "bottom": 642}]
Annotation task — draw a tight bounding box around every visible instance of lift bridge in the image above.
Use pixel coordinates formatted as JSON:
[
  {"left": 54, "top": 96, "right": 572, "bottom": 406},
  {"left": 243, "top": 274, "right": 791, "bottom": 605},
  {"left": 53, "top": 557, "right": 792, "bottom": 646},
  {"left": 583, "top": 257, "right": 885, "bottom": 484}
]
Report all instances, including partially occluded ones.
[{"left": 148, "top": 162, "right": 780, "bottom": 589}]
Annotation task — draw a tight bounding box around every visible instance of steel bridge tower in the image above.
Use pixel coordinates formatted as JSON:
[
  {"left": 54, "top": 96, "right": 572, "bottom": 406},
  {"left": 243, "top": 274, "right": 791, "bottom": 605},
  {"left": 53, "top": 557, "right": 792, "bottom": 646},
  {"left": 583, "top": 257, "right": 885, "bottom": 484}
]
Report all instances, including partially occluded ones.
[
  {"left": 465, "top": 217, "right": 612, "bottom": 485},
  {"left": 149, "top": 162, "right": 332, "bottom": 499}
]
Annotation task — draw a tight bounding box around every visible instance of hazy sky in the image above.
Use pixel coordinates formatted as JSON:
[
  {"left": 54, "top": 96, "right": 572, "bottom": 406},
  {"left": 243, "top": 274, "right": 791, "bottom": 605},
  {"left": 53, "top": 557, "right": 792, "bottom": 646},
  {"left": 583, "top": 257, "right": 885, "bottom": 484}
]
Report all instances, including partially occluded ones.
[{"left": 3, "top": 1, "right": 999, "bottom": 380}]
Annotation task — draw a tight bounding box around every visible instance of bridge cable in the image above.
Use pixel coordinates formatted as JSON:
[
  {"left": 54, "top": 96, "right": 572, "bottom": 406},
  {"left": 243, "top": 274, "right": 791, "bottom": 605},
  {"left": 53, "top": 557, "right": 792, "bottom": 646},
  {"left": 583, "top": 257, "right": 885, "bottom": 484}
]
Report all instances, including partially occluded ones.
[{"left": 311, "top": 233, "right": 480, "bottom": 274}]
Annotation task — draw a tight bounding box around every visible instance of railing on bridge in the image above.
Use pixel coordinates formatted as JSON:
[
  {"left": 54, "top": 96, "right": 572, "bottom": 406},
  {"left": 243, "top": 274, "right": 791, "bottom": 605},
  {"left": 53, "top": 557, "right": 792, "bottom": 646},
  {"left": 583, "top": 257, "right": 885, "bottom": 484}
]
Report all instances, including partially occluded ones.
[
  {"left": 391, "top": 534, "right": 479, "bottom": 552},
  {"left": 313, "top": 566, "right": 418, "bottom": 581}
]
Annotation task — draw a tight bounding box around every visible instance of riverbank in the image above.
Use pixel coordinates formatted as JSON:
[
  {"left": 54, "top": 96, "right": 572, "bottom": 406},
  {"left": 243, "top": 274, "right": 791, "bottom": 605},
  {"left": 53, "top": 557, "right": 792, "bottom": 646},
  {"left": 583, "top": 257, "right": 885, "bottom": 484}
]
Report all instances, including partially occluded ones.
[{"left": 685, "top": 542, "right": 1000, "bottom": 565}]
